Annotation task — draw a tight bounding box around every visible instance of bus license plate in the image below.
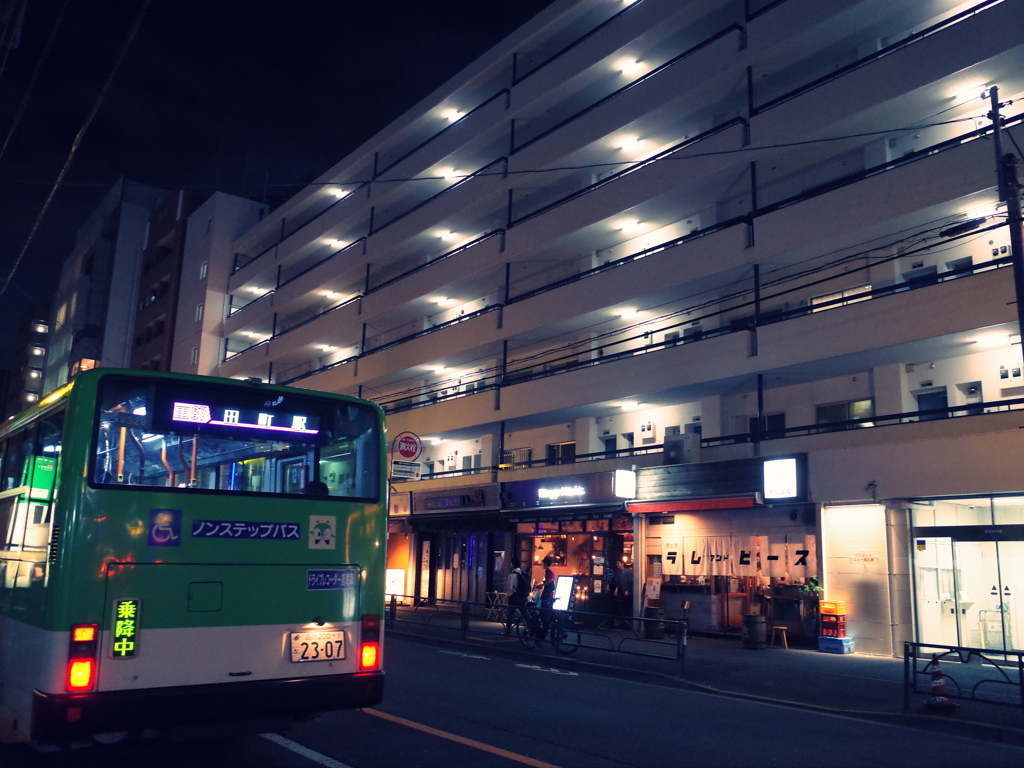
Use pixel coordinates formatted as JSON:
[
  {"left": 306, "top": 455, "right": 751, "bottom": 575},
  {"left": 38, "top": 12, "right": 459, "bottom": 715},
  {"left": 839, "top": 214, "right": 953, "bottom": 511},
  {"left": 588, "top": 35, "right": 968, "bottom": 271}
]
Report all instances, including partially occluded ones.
[{"left": 290, "top": 631, "right": 346, "bottom": 663}]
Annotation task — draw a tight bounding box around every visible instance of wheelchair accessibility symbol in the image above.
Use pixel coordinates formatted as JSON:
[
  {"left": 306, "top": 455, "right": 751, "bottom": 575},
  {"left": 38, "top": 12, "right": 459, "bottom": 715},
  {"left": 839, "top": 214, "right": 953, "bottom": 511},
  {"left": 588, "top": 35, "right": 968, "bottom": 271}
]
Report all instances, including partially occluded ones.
[{"left": 148, "top": 509, "right": 182, "bottom": 547}]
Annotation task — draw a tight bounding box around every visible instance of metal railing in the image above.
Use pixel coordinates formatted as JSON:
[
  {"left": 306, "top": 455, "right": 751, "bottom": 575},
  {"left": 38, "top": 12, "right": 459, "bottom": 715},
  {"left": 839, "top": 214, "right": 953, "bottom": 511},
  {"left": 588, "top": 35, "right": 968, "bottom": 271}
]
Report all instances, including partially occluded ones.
[
  {"left": 753, "top": 0, "right": 1003, "bottom": 115},
  {"left": 904, "top": 641, "right": 1024, "bottom": 719},
  {"left": 385, "top": 594, "right": 687, "bottom": 674}
]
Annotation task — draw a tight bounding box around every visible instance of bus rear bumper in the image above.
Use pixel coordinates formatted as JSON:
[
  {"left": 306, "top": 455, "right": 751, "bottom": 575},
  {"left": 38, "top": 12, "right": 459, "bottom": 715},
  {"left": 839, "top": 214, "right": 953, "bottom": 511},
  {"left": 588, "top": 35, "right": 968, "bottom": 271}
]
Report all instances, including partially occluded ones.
[{"left": 31, "top": 670, "right": 384, "bottom": 745}]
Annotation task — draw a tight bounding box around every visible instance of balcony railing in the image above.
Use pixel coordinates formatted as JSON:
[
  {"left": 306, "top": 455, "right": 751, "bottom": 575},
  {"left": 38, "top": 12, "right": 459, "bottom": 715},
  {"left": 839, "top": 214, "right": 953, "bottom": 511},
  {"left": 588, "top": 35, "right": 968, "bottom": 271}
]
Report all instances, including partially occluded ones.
[{"left": 702, "top": 396, "right": 1024, "bottom": 448}]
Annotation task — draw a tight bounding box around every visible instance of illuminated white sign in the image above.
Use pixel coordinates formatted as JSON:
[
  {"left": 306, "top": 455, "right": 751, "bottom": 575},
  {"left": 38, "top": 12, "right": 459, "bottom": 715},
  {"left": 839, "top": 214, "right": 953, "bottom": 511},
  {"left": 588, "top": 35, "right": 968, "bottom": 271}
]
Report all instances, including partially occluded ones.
[
  {"left": 763, "top": 458, "right": 798, "bottom": 499},
  {"left": 538, "top": 485, "right": 586, "bottom": 501},
  {"left": 172, "top": 402, "right": 319, "bottom": 435},
  {"left": 614, "top": 469, "right": 637, "bottom": 499}
]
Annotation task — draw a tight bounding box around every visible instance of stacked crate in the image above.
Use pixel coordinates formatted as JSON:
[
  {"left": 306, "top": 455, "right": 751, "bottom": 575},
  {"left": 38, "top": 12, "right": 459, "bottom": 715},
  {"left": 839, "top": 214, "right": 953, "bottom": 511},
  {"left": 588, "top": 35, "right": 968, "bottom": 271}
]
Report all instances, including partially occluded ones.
[{"left": 818, "top": 600, "right": 854, "bottom": 653}]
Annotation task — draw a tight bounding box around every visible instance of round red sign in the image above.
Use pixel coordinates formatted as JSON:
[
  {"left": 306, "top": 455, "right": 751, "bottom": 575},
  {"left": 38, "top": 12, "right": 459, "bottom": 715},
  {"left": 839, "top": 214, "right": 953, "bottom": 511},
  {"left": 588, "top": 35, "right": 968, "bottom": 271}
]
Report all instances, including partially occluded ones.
[{"left": 394, "top": 432, "right": 422, "bottom": 461}]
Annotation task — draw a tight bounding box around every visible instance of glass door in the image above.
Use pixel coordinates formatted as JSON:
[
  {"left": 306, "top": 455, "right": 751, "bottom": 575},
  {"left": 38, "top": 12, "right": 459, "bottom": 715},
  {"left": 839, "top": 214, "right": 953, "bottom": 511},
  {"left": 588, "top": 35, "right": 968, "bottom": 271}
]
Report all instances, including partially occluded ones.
[
  {"left": 914, "top": 537, "right": 958, "bottom": 646},
  {"left": 914, "top": 537, "right": 1023, "bottom": 650}
]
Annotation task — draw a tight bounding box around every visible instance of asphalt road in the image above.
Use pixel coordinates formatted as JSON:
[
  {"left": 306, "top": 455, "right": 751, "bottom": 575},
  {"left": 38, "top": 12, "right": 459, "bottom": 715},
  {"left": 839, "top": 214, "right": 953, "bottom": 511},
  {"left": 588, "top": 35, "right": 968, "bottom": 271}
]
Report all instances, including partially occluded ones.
[{"left": 4, "top": 636, "right": 1024, "bottom": 767}]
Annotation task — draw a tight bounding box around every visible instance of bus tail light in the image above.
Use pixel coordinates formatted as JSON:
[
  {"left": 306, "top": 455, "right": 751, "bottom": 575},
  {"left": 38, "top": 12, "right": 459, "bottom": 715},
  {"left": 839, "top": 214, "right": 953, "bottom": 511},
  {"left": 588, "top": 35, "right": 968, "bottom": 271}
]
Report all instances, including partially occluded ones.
[
  {"left": 66, "top": 623, "right": 99, "bottom": 692},
  {"left": 359, "top": 614, "right": 380, "bottom": 671}
]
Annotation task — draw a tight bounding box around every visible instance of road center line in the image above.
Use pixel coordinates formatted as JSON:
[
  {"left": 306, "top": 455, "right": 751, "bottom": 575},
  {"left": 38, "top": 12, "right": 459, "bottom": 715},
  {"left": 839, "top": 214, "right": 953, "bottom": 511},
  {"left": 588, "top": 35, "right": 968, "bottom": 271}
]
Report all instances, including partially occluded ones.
[
  {"left": 361, "top": 708, "right": 561, "bottom": 768},
  {"left": 260, "top": 732, "right": 355, "bottom": 768}
]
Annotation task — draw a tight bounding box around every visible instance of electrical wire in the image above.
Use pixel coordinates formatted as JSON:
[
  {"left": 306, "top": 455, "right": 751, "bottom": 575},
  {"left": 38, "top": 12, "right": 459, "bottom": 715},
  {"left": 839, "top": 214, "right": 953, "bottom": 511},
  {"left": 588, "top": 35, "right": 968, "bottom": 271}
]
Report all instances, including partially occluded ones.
[
  {"left": 0, "top": 0, "right": 69, "bottom": 173},
  {"left": 0, "top": 0, "right": 151, "bottom": 299}
]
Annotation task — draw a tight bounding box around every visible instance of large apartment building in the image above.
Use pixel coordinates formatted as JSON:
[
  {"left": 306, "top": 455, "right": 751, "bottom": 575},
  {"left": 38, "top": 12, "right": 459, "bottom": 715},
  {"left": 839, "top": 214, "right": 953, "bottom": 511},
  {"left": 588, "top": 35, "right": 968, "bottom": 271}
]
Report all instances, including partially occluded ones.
[{"left": 194, "top": 0, "right": 1024, "bottom": 656}]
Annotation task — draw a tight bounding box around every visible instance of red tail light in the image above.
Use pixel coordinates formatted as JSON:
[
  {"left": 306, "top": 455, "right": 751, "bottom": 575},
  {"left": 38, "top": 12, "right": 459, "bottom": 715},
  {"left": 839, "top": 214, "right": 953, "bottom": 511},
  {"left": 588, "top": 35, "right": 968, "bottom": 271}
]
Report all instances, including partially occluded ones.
[
  {"left": 66, "top": 623, "right": 99, "bottom": 692},
  {"left": 360, "top": 642, "right": 379, "bottom": 671},
  {"left": 359, "top": 614, "right": 381, "bottom": 671},
  {"left": 67, "top": 659, "right": 95, "bottom": 691}
]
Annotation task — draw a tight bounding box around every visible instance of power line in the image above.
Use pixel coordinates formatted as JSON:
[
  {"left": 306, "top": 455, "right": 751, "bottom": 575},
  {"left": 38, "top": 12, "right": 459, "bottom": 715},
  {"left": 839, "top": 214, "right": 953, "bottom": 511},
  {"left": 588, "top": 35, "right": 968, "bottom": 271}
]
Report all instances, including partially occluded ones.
[
  {"left": 0, "top": 0, "right": 69, "bottom": 173},
  {"left": 0, "top": 114, "right": 998, "bottom": 193},
  {"left": 0, "top": 0, "right": 151, "bottom": 299}
]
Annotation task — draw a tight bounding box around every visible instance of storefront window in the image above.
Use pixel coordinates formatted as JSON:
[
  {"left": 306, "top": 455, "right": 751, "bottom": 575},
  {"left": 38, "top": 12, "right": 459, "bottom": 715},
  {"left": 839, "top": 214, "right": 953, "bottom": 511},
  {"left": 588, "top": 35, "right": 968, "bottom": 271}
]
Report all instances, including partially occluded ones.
[
  {"left": 586, "top": 519, "right": 610, "bottom": 531},
  {"left": 516, "top": 523, "right": 536, "bottom": 533},
  {"left": 561, "top": 520, "right": 584, "bottom": 532}
]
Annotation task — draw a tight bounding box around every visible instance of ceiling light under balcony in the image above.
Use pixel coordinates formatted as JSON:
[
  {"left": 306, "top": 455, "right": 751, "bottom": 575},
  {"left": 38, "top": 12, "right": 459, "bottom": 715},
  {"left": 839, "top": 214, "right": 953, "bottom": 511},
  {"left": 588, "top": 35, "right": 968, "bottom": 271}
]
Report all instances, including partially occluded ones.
[
  {"left": 950, "top": 81, "right": 989, "bottom": 102},
  {"left": 614, "top": 218, "right": 647, "bottom": 234},
  {"left": 317, "top": 344, "right": 336, "bottom": 352},
  {"left": 325, "top": 238, "right": 347, "bottom": 248},
  {"left": 975, "top": 334, "right": 1012, "bottom": 348},
  {"left": 615, "top": 58, "right": 642, "bottom": 76},
  {"left": 327, "top": 188, "right": 348, "bottom": 199},
  {"left": 431, "top": 296, "right": 456, "bottom": 307},
  {"left": 437, "top": 168, "right": 461, "bottom": 179},
  {"left": 435, "top": 230, "right": 460, "bottom": 242},
  {"left": 440, "top": 108, "right": 464, "bottom": 123},
  {"left": 615, "top": 401, "right": 642, "bottom": 411},
  {"left": 614, "top": 135, "right": 649, "bottom": 154}
]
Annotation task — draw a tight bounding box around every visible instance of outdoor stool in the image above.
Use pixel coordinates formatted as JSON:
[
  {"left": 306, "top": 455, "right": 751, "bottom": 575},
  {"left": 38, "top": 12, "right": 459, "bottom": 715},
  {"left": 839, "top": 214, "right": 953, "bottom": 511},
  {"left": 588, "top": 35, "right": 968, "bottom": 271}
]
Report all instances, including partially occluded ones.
[{"left": 768, "top": 626, "right": 788, "bottom": 649}]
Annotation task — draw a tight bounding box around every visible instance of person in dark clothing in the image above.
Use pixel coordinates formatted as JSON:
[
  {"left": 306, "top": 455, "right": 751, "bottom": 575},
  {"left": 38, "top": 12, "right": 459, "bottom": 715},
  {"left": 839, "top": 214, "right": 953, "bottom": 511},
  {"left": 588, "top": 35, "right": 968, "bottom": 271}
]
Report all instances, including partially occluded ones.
[{"left": 505, "top": 558, "right": 532, "bottom": 634}]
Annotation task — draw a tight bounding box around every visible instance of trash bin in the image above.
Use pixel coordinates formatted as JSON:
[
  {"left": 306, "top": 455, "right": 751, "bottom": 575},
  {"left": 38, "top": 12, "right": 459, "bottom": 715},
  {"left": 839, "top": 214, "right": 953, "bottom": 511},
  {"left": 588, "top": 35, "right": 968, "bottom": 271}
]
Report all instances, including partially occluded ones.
[
  {"left": 643, "top": 599, "right": 666, "bottom": 639},
  {"left": 742, "top": 613, "right": 766, "bottom": 650}
]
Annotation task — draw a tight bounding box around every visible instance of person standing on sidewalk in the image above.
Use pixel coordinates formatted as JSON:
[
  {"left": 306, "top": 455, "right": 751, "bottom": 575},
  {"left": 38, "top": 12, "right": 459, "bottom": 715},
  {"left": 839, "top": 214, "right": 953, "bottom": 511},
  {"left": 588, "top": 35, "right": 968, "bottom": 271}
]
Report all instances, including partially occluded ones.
[
  {"left": 614, "top": 561, "right": 633, "bottom": 627},
  {"left": 505, "top": 558, "right": 532, "bottom": 634}
]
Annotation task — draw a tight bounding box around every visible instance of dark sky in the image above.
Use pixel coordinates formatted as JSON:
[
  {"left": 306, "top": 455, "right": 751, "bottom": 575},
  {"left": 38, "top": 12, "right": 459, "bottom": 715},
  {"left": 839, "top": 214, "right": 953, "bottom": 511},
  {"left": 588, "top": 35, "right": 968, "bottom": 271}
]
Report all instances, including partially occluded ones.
[{"left": 0, "top": 0, "right": 553, "bottom": 368}]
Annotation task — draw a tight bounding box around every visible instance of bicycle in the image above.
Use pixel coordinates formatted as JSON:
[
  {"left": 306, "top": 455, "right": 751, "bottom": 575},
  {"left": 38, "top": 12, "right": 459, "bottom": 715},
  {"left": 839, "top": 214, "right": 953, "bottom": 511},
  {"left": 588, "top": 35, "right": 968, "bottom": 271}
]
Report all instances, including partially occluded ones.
[{"left": 510, "top": 600, "right": 581, "bottom": 655}]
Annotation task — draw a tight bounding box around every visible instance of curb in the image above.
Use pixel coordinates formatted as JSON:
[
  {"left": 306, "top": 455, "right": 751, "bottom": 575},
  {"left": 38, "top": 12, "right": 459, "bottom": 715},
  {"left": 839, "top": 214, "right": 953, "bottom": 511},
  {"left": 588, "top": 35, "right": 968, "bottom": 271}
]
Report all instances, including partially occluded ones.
[{"left": 388, "top": 628, "right": 1024, "bottom": 747}]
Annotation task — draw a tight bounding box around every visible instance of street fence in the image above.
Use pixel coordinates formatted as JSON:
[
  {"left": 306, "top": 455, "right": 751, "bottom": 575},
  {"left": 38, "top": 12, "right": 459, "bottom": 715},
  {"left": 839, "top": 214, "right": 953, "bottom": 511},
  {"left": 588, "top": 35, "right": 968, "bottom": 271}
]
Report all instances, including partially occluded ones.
[
  {"left": 903, "top": 641, "right": 1024, "bottom": 721},
  {"left": 386, "top": 595, "right": 688, "bottom": 675}
]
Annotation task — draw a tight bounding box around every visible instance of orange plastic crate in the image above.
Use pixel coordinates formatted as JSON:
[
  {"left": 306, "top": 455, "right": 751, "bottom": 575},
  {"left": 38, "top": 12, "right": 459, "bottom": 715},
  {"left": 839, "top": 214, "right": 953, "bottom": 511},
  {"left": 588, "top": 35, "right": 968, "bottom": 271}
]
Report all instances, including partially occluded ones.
[{"left": 820, "top": 600, "right": 846, "bottom": 615}]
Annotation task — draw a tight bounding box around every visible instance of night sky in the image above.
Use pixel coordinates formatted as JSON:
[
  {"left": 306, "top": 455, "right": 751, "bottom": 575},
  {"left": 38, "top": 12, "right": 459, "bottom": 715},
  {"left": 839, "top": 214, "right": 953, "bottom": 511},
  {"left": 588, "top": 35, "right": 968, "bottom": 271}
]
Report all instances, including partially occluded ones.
[{"left": 0, "top": 0, "right": 553, "bottom": 368}]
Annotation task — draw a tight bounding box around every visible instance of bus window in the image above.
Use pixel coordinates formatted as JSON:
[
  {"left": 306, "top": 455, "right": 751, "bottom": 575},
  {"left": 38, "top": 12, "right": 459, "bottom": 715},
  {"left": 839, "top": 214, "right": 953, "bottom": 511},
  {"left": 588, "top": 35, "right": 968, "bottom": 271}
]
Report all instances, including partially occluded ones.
[{"left": 92, "top": 376, "right": 380, "bottom": 501}]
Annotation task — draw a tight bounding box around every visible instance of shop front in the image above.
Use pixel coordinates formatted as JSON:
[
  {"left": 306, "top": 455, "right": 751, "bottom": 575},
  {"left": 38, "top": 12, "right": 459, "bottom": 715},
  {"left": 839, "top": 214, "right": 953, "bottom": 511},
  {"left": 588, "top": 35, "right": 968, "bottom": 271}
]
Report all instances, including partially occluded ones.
[
  {"left": 909, "top": 495, "right": 1024, "bottom": 652},
  {"left": 387, "top": 483, "right": 506, "bottom": 605},
  {"left": 502, "top": 472, "right": 636, "bottom": 619},
  {"left": 632, "top": 455, "right": 820, "bottom": 637}
]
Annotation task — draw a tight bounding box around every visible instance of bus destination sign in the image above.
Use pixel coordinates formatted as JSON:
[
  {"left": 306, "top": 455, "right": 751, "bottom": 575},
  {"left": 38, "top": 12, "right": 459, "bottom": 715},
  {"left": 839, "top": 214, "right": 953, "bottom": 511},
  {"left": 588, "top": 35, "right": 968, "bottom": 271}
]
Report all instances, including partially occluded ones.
[{"left": 171, "top": 401, "right": 320, "bottom": 435}]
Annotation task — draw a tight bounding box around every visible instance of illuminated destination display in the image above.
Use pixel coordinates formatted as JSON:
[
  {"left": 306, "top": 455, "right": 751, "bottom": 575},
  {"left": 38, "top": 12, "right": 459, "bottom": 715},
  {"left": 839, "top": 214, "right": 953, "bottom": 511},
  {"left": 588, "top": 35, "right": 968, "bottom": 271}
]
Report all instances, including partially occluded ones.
[
  {"left": 112, "top": 598, "right": 141, "bottom": 658},
  {"left": 172, "top": 401, "right": 319, "bottom": 435}
]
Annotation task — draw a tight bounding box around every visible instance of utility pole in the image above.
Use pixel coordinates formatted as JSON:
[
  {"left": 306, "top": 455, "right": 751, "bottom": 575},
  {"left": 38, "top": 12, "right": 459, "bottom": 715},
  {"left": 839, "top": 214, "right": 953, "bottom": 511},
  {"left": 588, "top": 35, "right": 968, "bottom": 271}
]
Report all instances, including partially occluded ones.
[{"left": 989, "top": 86, "right": 1024, "bottom": 362}]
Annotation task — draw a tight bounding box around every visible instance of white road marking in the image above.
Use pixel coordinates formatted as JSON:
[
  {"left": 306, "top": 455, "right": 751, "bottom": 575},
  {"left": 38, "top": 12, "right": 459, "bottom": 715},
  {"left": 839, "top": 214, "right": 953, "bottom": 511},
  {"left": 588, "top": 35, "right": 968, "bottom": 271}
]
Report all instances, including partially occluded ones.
[
  {"left": 439, "top": 650, "right": 490, "bottom": 660},
  {"left": 261, "top": 732, "right": 355, "bottom": 768},
  {"left": 515, "top": 664, "right": 579, "bottom": 676}
]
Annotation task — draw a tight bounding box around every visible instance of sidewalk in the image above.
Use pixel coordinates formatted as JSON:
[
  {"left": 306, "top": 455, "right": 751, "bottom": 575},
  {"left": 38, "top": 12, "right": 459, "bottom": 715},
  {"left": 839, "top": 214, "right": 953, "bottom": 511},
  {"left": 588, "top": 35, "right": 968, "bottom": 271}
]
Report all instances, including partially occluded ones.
[{"left": 387, "top": 609, "right": 1024, "bottom": 746}]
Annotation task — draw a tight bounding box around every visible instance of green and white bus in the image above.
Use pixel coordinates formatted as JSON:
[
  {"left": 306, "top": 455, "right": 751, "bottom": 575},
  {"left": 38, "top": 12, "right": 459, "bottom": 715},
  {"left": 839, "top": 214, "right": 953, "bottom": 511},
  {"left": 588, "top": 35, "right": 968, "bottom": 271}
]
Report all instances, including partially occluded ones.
[{"left": 0, "top": 369, "right": 386, "bottom": 746}]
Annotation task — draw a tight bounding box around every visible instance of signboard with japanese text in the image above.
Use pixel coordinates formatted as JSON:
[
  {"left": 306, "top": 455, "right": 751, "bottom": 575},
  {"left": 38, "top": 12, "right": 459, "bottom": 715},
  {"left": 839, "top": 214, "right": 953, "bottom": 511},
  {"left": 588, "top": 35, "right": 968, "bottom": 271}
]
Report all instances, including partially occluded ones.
[
  {"left": 661, "top": 536, "right": 683, "bottom": 576},
  {"left": 111, "top": 598, "right": 141, "bottom": 658},
  {"left": 192, "top": 520, "right": 301, "bottom": 540}
]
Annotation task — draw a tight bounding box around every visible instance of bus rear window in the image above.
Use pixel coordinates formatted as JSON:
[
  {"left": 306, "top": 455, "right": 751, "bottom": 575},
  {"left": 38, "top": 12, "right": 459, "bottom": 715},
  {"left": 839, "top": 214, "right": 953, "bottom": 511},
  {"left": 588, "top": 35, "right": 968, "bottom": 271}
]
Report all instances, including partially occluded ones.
[{"left": 92, "top": 376, "right": 380, "bottom": 500}]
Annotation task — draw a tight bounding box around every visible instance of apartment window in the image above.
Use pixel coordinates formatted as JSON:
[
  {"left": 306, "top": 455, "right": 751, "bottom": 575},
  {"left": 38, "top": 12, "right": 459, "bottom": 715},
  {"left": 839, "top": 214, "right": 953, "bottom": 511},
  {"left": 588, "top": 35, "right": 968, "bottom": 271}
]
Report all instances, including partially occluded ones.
[
  {"left": 811, "top": 285, "right": 871, "bottom": 312},
  {"left": 195, "top": 302, "right": 204, "bottom": 322},
  {"left": 546, "top": 441, "right": 576, "bottom": 466},
  {"left": 816, "top": 399, "right": 874, "bottom": 430},
  {"left": 748, "top": 413, "right": 786, "bottom": 436},
  {"left": 199, "top": 261, "right": 208, "bottom": 280},
  {"left": 191, "top": 347, "right": 199, "bottom": 366}
]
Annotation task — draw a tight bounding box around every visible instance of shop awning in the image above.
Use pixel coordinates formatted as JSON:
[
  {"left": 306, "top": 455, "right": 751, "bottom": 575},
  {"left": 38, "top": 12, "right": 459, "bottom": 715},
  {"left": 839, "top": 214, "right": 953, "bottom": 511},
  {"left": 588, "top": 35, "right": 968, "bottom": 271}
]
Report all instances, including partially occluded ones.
[{"left": 627, "top": 496, "right": 757, "bottom": 513}]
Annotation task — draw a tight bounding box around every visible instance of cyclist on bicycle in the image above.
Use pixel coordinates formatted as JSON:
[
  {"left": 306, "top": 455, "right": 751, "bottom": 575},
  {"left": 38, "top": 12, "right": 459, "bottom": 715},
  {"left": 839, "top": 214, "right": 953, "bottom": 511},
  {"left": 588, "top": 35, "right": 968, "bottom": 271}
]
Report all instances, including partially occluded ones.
[{"left": 537, "top": 556, "right": 557, "bottom": 635}]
